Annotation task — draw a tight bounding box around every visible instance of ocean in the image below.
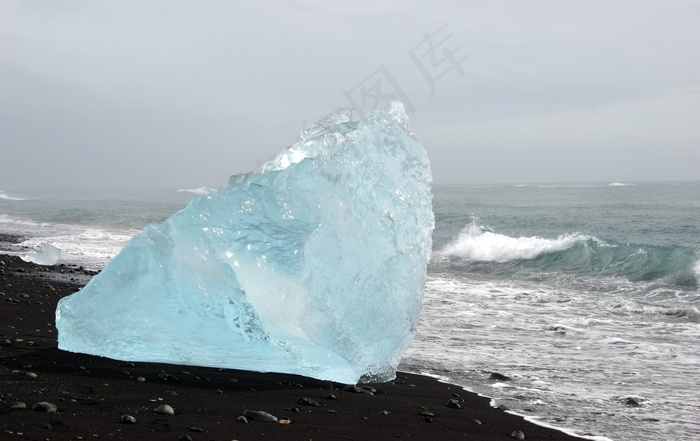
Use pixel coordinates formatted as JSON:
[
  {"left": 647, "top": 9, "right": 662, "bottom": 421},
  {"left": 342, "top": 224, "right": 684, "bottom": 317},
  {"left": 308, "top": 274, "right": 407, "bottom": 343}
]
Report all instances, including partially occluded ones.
[{"left": 1, "top": 181, "right": 699, "bottom": 440}]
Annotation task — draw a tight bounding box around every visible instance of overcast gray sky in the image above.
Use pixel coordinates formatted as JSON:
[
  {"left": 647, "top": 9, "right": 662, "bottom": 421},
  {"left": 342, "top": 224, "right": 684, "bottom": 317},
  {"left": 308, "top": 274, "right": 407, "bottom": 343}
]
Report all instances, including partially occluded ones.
[{"left": 1, "top": 0, "right": 699, "bottom": 188}]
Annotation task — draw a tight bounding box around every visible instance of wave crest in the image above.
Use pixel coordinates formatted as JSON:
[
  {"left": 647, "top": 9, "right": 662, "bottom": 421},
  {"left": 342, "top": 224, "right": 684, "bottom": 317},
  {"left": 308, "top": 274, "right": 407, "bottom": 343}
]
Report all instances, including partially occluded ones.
[
  {"left": 177, "top": 186, "right": 215, "bottom": 195},
  {"left": 440, "top": 221, "right": 589, "bottom": 262},
  {"left": 603, "top": 298, "right": 698, "bottom": 318},
  {"left": 0, "top": 191, "right": 29, "bottom": 201}
]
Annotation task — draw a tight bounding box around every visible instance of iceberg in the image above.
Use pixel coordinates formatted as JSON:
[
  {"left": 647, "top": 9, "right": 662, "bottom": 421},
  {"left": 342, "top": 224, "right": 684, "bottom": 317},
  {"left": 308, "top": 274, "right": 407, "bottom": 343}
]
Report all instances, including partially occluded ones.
[
  {"left": 55, "top": 102, "right": 434, "bottom": 384},
  {"left": 21, "top": 242, "right": 61, "bottom": 266}
]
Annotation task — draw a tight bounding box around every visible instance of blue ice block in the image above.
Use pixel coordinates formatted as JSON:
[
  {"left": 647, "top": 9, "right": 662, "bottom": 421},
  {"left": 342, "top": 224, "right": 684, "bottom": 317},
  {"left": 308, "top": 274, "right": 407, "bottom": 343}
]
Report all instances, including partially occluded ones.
[{"left": 56, "top": 102, "right": 433, "bottom": 384}]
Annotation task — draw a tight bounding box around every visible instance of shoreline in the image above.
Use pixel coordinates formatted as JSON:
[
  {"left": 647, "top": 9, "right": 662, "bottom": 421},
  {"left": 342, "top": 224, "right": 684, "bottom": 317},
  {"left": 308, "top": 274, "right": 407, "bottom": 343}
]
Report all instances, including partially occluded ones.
[{"left": 1, "top": 253, "right": 584, "bottom": 440}]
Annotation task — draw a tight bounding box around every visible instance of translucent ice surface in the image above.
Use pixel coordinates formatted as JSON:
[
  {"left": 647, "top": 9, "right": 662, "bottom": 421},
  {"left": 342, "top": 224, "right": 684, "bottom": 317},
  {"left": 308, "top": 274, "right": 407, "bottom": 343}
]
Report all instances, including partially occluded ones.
[
  {"left": 21, "top": 242, "right": 61, "bottom": 266},
  {"left": 55, "top": 102, "right": 434, "bottom": 384}
]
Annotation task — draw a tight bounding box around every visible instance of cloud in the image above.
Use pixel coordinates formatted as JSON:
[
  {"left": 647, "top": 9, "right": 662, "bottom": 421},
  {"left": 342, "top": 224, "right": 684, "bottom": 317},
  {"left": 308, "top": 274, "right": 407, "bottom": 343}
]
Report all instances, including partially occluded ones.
[
  {"left": 1, "top": 1, "right": 699, "bottom": 187},
  {"left": 422, "top": 87, "right": 700, "bottom": 183},
  {"left": 0, "top": 64, "right": 267, "bottom": 188}
]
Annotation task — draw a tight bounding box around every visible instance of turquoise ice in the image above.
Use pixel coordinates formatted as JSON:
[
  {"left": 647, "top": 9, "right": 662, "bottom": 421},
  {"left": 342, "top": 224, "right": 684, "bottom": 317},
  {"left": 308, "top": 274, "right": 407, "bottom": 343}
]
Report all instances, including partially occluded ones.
[{"left": 55, "top": 102, "right": 434, "bottom": 384}]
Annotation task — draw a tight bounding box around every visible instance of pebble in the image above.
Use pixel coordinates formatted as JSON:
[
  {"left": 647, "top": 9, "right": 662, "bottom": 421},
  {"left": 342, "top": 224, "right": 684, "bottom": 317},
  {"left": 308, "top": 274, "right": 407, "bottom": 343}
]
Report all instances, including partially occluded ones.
[
  {"left": 342, "top": 385, "right": 362, "bottom": 393},
  {"left": 120, "top": 415, "right": 137, "bottom": 424},
  {"left": 472, "top": 419, "right": 482, "bottom": 425},
  {"left": 421, "top": 411, "right": 434, "bottom": 417},
  {"left": 490, "top": 372, "right": 511, "bottom": 381},
  {"left": 26, "top": 372, "right": 38, "bottom": 379},
  {"left": 9, "top": 402, "right": 26, "bottom": 410},
  {"left": 446, "top": 399, "right": 462, "bottom": 409},
  {"left": 157, "top": 370, "right": 178, "bottom": 381},
  {"left": 243, "top": 409, "right": 278, "bottom": 422},
  {"left": 625, "top": 397, "right": 643, "bottom": 407},
  {"left": 153, "top": 404, "right": 175, "bottom": 415},
  {"left": 31, "top": 402, "right": 57, "bottom": 413},
  {"left": 511, "top": 430, "right": 525, "bottom": 439},
  {"left": 188, "top": 426, "right": 204, "bottom": 432},
  {"left": 237, "top": 416, "right": 248, "bottom": 423},
  {"left": 323, "top": 394, "right": 337, "bottom": 400},
  {"left": 378, "top": 410, "right": 390, "bottom": 415},
  {"left": 179, "top": 435, "right": 193, "bottom": 441},
  {"left": 315, "top": 380, "right": 334, "bottom": 390},
  {"left": 298, "top": 397, "right": 320, "bottom": 407}
]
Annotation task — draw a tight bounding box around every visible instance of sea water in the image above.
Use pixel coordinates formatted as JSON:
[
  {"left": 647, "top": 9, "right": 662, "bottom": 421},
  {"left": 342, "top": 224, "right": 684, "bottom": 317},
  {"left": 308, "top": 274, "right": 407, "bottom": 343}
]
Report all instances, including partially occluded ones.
[
  {"left": 0, "top": 188, "right": 199, "bottom": 267},
  {"left": 1, "top": 182, "right": 699, "bottom": 440}
]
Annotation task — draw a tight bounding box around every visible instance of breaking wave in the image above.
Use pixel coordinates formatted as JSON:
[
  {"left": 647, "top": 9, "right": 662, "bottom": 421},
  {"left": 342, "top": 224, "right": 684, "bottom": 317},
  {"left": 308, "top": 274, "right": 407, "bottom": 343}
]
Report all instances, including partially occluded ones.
[
  {"left": 440, "top": 221, "right": 588, "bottom": 262},
  {"left": 0, "top": 191, "right": 30, "bottom": 201},
  {"left": 440, "top": 220, "right": 700, "bottom": 287},
  {"left": 608, "top": 182, "right": 636, "bottom": 187},
  {"left": 0, "top": 214, "right": 49, "bottom": 228}
]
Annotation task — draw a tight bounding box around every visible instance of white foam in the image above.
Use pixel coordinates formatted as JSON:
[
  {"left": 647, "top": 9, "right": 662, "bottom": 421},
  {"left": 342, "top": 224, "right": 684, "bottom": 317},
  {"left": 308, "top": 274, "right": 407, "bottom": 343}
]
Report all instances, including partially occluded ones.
[
  {"left": 516, "top": 412, "right": 614, "bottom": 441},
  {"left": 0, "top": 191, "right": 29, "bottom": 201},
  {"left": 440, "top": 222, "right": 588, "bottom": 262},
  {"left": 608, "top": 182, "right": 636, "bottom": 187},
  {"left": 0, "top": 214, "right": 50, "bottom": 228},
  {"left": 404, "top": 272, "right": 700, "bottom": 441},
  {"left": 514, "top": 184, "right": 601, "bottom": 188},
  {"left": 1, "top": 210, "right": 141, "bottom": 270},
  {"left": 177, "top": 186, "right": 216, "bottom": 195},
  {"left": 17, "top": 228, "right": 138, "bottom": 270},
  {"left": 602, "top": 297, "right": 699, "bottom": 317},
  {"left": 694, "top": 259, "right": 700, "bottom": 283}
]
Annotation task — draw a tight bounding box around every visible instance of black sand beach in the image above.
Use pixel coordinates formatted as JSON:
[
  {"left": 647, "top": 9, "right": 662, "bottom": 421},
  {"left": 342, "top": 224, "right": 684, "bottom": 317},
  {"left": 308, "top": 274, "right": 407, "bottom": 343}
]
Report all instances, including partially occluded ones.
[{"left": 1, "top": 252, "right": 582, "bottom": 441}]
